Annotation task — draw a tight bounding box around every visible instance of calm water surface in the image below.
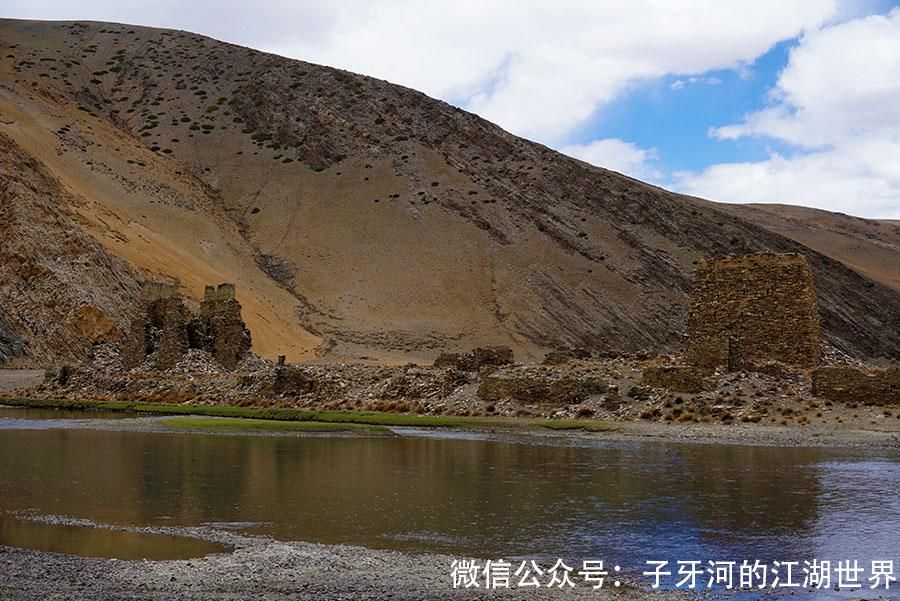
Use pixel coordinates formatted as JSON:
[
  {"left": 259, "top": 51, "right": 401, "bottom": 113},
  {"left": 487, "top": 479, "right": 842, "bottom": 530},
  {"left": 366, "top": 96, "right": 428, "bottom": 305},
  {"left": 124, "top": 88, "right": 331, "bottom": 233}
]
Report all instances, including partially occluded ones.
[
  {"left": 0, "top": 514, "right": 227, "bottom": 559},
  {"left": 0, "top": 407, "right": 898, "bottom": 596},
  {"left": 0, "top": 405, "right": 137, "bottom": 423}
]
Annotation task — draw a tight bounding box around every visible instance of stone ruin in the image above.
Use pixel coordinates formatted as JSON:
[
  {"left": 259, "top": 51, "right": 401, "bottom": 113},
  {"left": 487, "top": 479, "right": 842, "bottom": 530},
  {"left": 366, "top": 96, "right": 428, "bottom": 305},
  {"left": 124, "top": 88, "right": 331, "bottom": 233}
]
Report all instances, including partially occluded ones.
[
  {"left": 683, "top": 252, "right": 821, "bottom": 371},
  {"left": 640, "top": 252, "right": 822, "bottom": 394},
  {"left": 812, "top": 366, "right": 899, "bottom": 406},
  {"left": 122, "top": 282, "right": 251, "bottom": 371},
  {"left": 190, "top": 284, "right": 251, "bottom": 370},
  {"left": 636, "top": 251, "right": 900, "bottom": 406},
  {"left": 433, "top": 346, "right": 514, "bottom": 371},
  {"left": 641, "top": 365, "right": 708, "bottom": 393}
]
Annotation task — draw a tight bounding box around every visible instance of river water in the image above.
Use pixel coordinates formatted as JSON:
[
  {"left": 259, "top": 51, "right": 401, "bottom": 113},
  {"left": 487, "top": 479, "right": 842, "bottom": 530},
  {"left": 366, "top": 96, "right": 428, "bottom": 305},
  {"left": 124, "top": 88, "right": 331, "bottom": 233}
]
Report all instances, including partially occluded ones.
[{"left": 0, "top": 407, "right": 898, "bottom": 596}]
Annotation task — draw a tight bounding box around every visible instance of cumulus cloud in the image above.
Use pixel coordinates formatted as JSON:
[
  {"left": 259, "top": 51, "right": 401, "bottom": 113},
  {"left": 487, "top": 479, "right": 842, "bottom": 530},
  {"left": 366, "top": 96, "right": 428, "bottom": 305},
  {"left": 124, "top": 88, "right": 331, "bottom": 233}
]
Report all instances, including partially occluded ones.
[
  {"left": 678, "top": 9, "right": 900, "bottom": 218},
  {"left": 272, "top": 0, "right": 837, "bottom": 144},
  {"left": 560, "top": 139, "right": 661, "bottom": 181},
  {"left": 676, "top": 139, "right": 900, "bottom": 218}
]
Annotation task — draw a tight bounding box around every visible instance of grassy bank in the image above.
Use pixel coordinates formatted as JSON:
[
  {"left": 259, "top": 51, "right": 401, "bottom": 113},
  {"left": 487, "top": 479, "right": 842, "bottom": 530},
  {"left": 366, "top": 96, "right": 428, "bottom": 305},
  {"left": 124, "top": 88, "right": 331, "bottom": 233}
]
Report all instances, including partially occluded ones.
[
  {"left": 162, "top": 416, "right": 390, "bottom": 433},
  {"left": 0, "top": 396, "right": 614, "bottom": 432}
]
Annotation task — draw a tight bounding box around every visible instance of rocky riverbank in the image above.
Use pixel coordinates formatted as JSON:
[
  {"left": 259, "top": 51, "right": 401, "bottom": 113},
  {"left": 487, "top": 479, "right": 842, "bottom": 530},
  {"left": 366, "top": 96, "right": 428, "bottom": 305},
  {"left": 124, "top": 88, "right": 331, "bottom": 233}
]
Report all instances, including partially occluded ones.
[
  {"left": 3, "top": 341, "right": 897, "bottom": 447},
  {"left": 0, "top": 521, "right": 693, "bottom": 601}
]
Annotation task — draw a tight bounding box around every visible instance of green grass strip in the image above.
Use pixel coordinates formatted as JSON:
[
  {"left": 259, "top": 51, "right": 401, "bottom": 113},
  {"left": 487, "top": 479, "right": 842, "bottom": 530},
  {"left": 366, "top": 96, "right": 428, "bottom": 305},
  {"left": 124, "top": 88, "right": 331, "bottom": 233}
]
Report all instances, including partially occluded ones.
[
  {"left": 0, "top": 397, "right": 614, "bottom": 432},
  {"left": 162, "top": 416, "right": 389, "bottom": 433}
]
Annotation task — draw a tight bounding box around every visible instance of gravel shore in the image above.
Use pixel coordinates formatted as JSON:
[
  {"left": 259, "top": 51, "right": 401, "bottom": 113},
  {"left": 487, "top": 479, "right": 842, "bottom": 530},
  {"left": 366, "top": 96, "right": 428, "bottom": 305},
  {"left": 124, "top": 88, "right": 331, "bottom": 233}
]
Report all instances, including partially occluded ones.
[
  {"left": 0, "top": 524, "right": 696, "bottom": 600},
  {"left": 608, "top": 419, "right": 900, "bottom": 449},
  {"left": 0, "top": 369, "right": 43, "bottom": 393}
]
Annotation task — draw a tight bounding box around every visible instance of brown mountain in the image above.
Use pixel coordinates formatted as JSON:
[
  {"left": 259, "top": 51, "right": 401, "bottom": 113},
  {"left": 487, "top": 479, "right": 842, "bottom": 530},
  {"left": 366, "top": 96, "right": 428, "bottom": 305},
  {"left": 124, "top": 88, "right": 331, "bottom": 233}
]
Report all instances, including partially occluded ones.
[{"left": 0, "top": 18, "right": 898, "bottom": 366}]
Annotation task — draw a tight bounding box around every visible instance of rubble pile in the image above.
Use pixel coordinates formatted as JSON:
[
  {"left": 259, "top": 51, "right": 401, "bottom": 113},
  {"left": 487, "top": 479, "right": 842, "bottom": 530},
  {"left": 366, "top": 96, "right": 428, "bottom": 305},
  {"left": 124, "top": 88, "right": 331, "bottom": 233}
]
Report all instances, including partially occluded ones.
[{"left": 432, "top": 346, "right": 514, "bottom": 371}]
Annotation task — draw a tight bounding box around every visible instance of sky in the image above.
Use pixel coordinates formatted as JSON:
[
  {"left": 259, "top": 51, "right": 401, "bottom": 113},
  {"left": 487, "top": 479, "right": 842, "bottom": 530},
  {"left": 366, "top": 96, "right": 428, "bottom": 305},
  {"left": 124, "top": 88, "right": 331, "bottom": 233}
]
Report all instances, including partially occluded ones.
[{"left": 3, "top": 1, "right": 900, "bottom": 218}]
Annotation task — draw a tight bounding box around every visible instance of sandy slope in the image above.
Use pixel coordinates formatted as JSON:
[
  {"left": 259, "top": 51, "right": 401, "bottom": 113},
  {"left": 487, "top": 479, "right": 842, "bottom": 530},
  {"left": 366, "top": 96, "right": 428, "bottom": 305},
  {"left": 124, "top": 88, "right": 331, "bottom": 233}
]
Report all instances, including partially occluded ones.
[{"left": 0, "top": 18, "right": 898, "bottom": 365}]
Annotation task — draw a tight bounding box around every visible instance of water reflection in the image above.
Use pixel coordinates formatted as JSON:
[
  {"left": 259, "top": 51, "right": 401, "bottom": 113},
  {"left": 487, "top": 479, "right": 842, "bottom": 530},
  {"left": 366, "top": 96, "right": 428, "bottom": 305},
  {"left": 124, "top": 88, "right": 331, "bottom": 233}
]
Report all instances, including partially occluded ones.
[
  {"left": 0, "top": 426, "right": 897, "bottom": 574},
  {"left": 0, "top": 405, "right": 135, "bottom": 423},
  {"left": 0, "top": 514, "right": 228, "bottom": 559}
]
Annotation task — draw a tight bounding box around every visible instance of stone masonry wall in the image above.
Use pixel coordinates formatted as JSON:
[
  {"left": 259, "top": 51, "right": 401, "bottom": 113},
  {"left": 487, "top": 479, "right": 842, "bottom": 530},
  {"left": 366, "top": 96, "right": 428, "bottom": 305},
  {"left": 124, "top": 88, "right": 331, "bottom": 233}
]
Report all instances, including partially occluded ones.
[
  {"left": 122, "top": 284, "right": 189, "bottom": 370},
  {"left": 684, "top": 253, "right": 821, "bottom": 370},
  {"left": 641, "top": 365, "right": 710, "bottom": 394},
  {"left": 123, "top": 282, "right": 250, "bottom": 371},
  {"left": 433, "top": 346, "right": 514, "bottom": 371},
  {"left": 189, "top": 284, "right": 251, "bottom": 370},
  {"left": 147, "top": 296, "right": 190, "bottom": 370},
  {"left": 812, "top": 366, "right": 900, "bottom": 406}
]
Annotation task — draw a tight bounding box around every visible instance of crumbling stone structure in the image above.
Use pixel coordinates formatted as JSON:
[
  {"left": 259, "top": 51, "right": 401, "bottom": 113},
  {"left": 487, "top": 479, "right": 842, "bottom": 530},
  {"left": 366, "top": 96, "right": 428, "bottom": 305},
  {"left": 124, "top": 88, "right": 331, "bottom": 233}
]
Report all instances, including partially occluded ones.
[
  {"left": 188, "top": 284, "right": 251, "bottom": 370},
  {"left": 642, "top": 365, "right": 710, "bottom": 394},
  {"left": 541, "top": 347, "right": 591, "bottom": 366},
  {"left": 684, "top": 253, "right": 821, "bottom": 370},
  {"left": 122, "top": 282, "right": 250, "bottom": 371},
  {"left": 122, "top": 282, "right": 188, "bottom": 370},
  {"left": 477, "top": 371, "right": 608, "bottom": 406},
  {"left": 239, "top": 365, "right": 317, "bottom": 397},
  {"left": 478, "top": 374, "right": 586, "bottom": 406},
  {"left": 433, "top": 346, "right": 514, "bottom": 371},
  {"left": 812, "top": 366, "right": 899, "bottom": 406}
]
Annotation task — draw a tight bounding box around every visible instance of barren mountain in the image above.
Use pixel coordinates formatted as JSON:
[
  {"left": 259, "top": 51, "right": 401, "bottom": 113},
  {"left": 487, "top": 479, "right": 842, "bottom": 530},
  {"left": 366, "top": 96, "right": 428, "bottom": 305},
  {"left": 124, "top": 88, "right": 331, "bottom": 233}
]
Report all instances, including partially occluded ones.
[{"left": 0, "top": 18, "right": 898, "bottom": 366}]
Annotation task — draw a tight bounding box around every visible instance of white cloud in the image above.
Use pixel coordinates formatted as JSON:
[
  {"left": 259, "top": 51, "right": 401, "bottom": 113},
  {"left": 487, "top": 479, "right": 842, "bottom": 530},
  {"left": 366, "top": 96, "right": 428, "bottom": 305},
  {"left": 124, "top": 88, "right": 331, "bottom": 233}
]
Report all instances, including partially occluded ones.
[
  {"left": 676, "top": 138, "right": 900, "bottom": 218},
  {"left": 710, "top": 8, "right": 900, "bottom": 147},
  {"left": 671, "top": 75, "right": 722, "bottom": 91},
  {"left": 560, "top": 139, "right": 661, "bottom": 181},
  {"left": 678, "top": 9, "right": 900, "bottom": 219},
  {"left": 261, "top": 0, "right": 838, "bottom": 144}
]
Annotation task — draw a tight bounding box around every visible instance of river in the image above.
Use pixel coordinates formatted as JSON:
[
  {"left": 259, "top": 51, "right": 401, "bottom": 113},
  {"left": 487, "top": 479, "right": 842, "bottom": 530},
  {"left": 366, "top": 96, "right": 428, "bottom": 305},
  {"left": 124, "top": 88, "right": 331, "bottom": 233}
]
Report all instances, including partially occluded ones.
[{"left": 0, "top": 406, "right": 898, "bottom": 597}]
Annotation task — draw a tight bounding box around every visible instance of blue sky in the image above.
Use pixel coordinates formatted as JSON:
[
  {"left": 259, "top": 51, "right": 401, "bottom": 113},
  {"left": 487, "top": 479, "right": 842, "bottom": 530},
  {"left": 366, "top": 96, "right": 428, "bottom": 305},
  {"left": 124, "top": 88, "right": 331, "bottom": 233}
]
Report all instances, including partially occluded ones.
[
  {"left": 4, "top": 0, "right": 900, "bottom": 218},
  {"left": 582, "top": 43, "right": 795, "bottom": 173}
]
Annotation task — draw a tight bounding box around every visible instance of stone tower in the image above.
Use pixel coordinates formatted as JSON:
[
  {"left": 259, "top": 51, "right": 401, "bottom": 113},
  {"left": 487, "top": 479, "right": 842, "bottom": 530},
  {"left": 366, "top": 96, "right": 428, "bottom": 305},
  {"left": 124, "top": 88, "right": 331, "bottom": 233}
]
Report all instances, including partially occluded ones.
[
  {"left": 122, "top": 282, "right": 189, "bottom": 370},
  {"left": 122, "top": 281, "right": 251, "bottom": 371},
  {"left": 188, "top": 283, "right": 251, "bottom": 370},
  {"left": 684, "top": 253, "right": 821, "bottom": 370}
]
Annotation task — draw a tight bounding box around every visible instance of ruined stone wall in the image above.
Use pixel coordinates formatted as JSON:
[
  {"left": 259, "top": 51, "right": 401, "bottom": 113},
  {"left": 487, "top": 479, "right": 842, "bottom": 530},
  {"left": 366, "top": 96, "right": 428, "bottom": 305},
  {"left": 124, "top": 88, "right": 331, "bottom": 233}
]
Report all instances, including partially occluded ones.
[
  {"left": 433, "top": 346, "right": 514, "bottom": 371},
  {"left": 812, "top": 366, "right": 900, "bottom": 406},
  {"left": 642, "top": 365, "right": 710, "bottom": 393},
  {"left": 148, "top": 296, "right": 190, "bottom": 370},
  {"left": 123, "top": 282, "right": 249, "bottom": 371},
  {"left": 684, "top": 253, "right": 821, "bottom": 370},
  {"left": 477, "top": 374, "right": 586, "bottom": 406},
  {"left": 121, "top": 314, "right": 149, "bottom": 369},
  {"left": 122, "top": 290, "right": 190, "bottom": 370},
  {"left": 141, "top": 282, "right": 179, "bottom": 302},
  {"left": 190, "top": 294, "right": 251, "bottom": 370}
]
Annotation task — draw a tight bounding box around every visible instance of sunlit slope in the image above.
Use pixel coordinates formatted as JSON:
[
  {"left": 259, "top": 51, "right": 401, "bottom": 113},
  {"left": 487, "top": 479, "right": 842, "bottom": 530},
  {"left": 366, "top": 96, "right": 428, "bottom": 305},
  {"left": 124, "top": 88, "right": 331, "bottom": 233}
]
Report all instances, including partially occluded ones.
[{"left": 0, "top": 18, "right": 898, "bottom": 364}]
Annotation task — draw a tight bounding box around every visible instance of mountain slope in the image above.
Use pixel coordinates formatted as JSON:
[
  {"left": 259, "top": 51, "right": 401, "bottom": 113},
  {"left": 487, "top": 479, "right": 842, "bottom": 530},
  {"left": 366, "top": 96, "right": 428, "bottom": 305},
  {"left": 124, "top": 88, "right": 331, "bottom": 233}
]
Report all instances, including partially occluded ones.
[
  {"left": 0, "top": 18, "right": 898, "bottom": 365},
  {"left": 0, "top": 131, "right": 139, "bottom": 364},
  {"left": 721, "top": 203, "right": 900, "bottom": 293}
]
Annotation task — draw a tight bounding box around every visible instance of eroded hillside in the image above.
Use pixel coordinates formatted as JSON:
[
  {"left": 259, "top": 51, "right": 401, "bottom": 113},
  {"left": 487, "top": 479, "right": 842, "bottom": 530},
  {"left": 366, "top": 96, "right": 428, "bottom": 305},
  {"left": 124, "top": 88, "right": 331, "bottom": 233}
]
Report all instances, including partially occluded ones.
[{"left": 0, "top": 18, "right": 898, "bottom": 365}]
